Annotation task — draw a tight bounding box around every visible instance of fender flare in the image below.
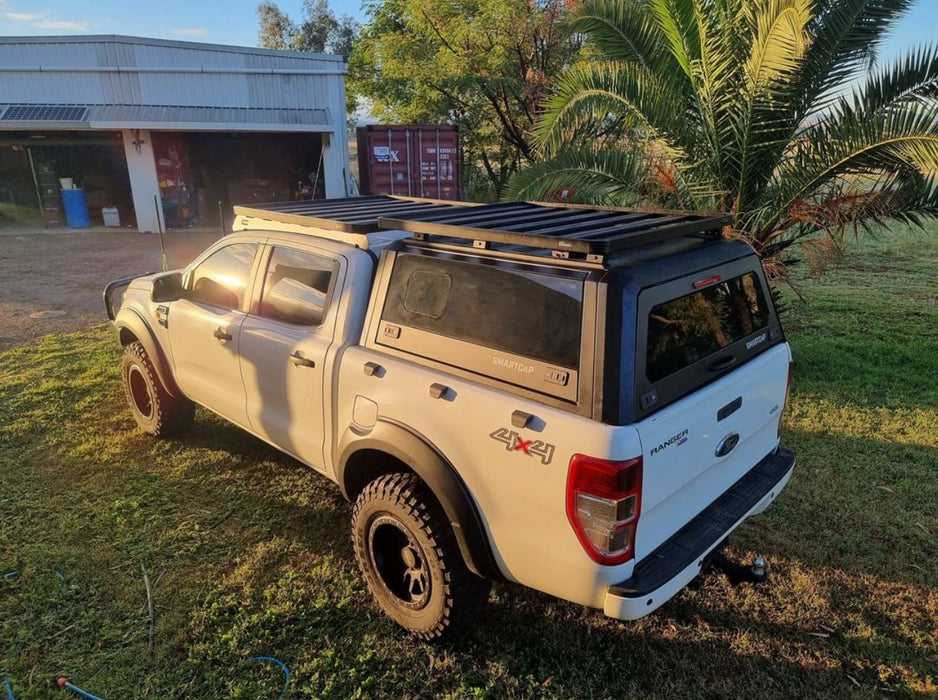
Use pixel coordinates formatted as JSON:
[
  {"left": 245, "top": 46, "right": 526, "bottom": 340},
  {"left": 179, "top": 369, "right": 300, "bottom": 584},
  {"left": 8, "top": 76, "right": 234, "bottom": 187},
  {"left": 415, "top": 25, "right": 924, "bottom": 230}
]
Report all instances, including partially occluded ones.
[
  {"left": 114, "top": 309, "right": 183, "bottom": 398},
  {"left": 336, "top": 419, "right": 503, "bottom": 581}
]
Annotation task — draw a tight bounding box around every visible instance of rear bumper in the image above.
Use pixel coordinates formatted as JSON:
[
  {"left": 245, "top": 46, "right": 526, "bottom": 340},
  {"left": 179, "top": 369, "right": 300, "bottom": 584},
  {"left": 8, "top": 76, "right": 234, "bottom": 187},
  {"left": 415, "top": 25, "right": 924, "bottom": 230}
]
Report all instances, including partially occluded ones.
[{"left": 603, "top": 446, "right": 795, "bottom": 620}]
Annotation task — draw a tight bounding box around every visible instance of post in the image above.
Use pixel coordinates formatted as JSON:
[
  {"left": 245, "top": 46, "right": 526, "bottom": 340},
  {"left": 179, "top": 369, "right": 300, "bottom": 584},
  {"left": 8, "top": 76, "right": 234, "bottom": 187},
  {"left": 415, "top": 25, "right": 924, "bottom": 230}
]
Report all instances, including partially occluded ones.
[
  {"left": 217, "top": 200, "right": 226, "bottom": 236},
  {"left": 154, "top": 194, "right": 167, "bottom": 271},
  {"left": 121, "top": 129, "right": 164, "bottom": 233}
]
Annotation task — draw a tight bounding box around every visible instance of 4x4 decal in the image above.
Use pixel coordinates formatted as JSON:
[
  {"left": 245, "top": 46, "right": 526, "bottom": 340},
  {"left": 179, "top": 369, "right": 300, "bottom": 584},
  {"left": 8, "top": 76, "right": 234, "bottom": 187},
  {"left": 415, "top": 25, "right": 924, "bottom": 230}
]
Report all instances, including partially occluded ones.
[{"left": 489, "top": 428, "right": 555, "bottom": 465}]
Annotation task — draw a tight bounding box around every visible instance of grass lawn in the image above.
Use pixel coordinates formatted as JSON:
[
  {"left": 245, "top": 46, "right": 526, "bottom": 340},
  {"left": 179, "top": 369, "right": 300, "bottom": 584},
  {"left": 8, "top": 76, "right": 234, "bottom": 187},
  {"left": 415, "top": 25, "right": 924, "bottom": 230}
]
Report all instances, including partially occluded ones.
[{"left": 1, "top": 227, "right": 936, "bottom": 698}]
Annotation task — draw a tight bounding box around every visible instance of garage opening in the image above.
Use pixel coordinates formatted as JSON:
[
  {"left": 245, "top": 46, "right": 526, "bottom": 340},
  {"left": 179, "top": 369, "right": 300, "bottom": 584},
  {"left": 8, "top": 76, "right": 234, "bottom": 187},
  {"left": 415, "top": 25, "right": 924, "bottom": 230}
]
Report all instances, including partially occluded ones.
[
  {"left": 150, "top": 132, "right": 325, "bottom": 230},
  {"left": 0, "top": 131, "right": 133, "bottom": 228}
]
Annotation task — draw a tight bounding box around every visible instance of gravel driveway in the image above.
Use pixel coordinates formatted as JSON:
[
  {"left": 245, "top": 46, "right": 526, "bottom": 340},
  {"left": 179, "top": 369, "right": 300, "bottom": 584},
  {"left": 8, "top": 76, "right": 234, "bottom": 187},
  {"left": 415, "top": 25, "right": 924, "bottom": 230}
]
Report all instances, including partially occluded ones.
[{"left": 0, "top": 226, "right": 222, "bottom": 351}]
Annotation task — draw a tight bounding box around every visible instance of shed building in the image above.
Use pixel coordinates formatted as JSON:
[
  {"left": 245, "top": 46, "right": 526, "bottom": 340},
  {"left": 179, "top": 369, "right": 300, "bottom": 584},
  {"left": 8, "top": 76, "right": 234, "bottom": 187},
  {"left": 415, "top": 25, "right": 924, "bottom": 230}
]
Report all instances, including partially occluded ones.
[{"left": 0, "top": 35, "right": 350, "bottom": 231}]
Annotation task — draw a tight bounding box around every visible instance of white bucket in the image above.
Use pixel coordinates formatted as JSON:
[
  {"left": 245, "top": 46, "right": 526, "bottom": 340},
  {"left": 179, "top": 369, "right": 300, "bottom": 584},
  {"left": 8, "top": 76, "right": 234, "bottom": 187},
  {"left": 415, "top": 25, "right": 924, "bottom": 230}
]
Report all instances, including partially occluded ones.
[{"left": 59, "top": 177, "right": 73, "bottom": 189}]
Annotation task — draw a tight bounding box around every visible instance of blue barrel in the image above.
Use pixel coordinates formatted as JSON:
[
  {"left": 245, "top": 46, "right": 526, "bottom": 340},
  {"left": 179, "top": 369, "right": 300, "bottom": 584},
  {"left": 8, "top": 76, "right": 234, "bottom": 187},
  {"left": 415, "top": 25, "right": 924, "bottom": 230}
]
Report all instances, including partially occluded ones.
[{"left": 61, "top": 188, "right": 90, "bottom": 228}]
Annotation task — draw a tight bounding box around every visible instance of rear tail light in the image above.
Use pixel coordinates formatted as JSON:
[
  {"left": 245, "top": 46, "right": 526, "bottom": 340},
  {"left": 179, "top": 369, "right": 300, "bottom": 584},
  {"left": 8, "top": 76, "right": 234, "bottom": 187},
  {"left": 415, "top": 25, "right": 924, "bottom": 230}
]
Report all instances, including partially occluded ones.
[
  {"left": 779, "top": 359, "right": 793, "bottom": 438},
  {"left": 566, "top": 454, "right": 642, "bottom": 565}
]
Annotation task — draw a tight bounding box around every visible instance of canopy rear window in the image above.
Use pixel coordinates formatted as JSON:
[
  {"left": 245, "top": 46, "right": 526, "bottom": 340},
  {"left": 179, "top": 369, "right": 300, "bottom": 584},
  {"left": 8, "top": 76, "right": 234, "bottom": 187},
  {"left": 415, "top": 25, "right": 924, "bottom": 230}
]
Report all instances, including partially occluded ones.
[{"left": 646, "top": 272, "right": 769, "bottom": 382}]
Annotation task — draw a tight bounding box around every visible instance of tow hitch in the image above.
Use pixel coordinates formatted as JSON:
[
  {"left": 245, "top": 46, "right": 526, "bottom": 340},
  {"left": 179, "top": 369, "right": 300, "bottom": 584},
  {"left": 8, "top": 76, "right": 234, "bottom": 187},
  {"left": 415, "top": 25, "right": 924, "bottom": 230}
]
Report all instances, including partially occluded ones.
[
  {"left": 698, "top": 540, "right": 768, "bottom": 585},
  {"left": 709, "top": 552, "right": 767, "bottom": 585}
]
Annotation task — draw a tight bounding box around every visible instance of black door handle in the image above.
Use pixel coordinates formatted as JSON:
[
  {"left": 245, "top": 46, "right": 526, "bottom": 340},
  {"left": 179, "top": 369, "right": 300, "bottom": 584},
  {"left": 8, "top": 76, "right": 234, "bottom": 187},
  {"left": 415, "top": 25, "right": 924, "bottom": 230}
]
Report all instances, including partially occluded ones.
[
  {"left": 290, "top": 351, "right": 316, "bottom": 368},
  {"left": 213, "top": 327, "right": 232, "bottom": 341},
  {"left": 708, "top": 355, "right": 737, "bottom": 372}
]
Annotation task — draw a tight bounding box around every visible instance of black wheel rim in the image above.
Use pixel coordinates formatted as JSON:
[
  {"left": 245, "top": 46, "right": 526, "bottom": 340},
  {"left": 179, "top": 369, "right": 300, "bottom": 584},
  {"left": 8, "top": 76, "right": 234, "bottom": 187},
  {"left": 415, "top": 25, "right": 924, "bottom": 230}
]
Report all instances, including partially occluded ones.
[
  {"left": 368, "top": 514, "right": 431, "bottom": 610},
  {"left": 127, "top": 366, "right": 153, "bottom": 419}
]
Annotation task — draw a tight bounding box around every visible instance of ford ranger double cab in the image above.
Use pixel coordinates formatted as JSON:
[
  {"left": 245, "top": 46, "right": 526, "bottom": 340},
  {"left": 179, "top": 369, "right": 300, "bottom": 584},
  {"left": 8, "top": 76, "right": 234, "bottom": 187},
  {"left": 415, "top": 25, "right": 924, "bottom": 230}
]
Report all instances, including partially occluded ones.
[{"left": 105, "top": 196, "right": 795, "bottom": 639}]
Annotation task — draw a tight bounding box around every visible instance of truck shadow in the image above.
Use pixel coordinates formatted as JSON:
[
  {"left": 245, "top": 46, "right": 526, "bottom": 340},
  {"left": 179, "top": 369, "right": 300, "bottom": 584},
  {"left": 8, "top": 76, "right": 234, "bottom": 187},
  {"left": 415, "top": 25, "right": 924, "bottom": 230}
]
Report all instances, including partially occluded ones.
[{"left": 89, "top": 413, "right": 934, "bottom": 697}]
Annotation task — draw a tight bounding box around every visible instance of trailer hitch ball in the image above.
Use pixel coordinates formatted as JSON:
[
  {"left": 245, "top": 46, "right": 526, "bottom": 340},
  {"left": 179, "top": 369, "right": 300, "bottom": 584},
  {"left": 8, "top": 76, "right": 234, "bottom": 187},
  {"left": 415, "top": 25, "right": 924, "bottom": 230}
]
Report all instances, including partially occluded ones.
[{"left": 709, "top": 551, "right": 769, "bottom": 585}]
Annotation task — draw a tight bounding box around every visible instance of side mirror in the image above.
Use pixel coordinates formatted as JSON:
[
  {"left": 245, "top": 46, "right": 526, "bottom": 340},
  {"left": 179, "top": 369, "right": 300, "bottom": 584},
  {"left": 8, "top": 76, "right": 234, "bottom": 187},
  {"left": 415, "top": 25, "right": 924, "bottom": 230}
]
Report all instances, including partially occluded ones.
[{"left": 151, "top": 272, "right": 184, "bottom": 303}]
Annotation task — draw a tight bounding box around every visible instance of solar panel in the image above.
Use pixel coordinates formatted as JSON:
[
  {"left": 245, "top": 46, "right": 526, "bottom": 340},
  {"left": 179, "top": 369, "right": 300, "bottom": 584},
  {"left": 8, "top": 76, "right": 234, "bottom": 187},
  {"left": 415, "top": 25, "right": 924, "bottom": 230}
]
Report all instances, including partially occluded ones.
[{"left": 1, "top": 105, "right": 88, "bottom": 121}]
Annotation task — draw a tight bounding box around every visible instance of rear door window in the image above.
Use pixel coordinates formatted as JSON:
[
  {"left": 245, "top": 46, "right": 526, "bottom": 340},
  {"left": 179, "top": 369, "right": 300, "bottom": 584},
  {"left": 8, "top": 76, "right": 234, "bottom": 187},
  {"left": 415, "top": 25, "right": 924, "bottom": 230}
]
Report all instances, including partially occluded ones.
[
  {"left": 646, "top": 272, "right": 769, "bottom": 382},
  {"left": 631, "top": 258, "right": 782, "bottom": 420},
  {"left": 258, "top": 247, "right": 335, "bottom": 326}
]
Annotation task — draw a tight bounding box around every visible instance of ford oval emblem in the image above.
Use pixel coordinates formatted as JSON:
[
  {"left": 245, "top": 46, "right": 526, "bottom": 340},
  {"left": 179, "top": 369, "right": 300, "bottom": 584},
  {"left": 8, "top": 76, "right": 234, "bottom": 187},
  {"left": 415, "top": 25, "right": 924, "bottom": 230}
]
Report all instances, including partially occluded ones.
[{"left": 715, "top": 432, "right": 740, "bottom": 457}]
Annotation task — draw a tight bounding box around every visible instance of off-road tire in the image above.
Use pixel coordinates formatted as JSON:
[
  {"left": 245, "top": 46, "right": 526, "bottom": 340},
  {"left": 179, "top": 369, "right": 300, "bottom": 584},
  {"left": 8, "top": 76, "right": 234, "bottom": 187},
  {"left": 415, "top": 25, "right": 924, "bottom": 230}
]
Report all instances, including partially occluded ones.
[
  {"left": 120, "top": 341, "right": 194, "bottom": 437},
  {"left": 351, "top": 472, "right": 491, "bottom": 640}
]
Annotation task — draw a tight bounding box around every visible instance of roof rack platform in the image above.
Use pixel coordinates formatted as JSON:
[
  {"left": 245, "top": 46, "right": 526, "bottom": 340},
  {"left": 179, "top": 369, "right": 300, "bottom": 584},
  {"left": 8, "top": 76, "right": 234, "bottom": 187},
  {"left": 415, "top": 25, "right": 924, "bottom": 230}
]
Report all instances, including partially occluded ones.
[
  {"left": 232, "top": 196, "right": 479, "bottom": 247},
  {"left": 232, "top": 196, "right": 729, "bottom": 261},
  {"left": 379, "top": 201, "right": 729, "bottom": 263}
]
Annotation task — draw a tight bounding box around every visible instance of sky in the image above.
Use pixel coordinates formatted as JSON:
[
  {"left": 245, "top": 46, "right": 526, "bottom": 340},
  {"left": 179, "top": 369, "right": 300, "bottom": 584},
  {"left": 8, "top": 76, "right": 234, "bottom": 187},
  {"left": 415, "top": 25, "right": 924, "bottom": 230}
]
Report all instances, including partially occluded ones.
[{"left": 0, "top": 0, "right": 935, "bottom": 60}]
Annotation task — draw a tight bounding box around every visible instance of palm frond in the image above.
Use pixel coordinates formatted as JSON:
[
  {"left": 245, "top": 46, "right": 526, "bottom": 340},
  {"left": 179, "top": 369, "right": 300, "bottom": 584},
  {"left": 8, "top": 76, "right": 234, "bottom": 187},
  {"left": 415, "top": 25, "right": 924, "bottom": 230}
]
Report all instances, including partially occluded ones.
[
  {"left": 742, "top": 0, "right": 811, "bottom": 90},
  {"left": 845, "top": 44, "right": 938, "bottom": 116},
  {"left": 799, "top": 0, "right": 917, "bottom": 110},
  {"left": 503, "top": 144, "right": 649, "bottom": 204},
  {"left": 534, "top": 60, "right": 688, "bottom": 156},
  {"left": 568, "top": 0, "right": 670, "bottom": 69}
]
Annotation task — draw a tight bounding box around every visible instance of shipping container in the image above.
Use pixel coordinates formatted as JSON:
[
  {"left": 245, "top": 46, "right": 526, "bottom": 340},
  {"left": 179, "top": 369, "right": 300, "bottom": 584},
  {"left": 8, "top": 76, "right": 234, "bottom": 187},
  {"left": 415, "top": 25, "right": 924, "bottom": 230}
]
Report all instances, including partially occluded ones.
[{"left": 357, "top": 125, "right": 459, "bottom": 200}]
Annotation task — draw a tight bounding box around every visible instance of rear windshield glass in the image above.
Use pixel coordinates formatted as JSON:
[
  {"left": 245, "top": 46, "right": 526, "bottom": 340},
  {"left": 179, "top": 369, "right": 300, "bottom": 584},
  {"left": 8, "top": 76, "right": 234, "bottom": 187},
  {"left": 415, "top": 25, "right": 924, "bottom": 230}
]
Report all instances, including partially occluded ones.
[
  {"left": 383, "top": 254, "right": 583, "bottom": 368},
  {"left": 646, "top": 272, "right": 769, "bottom": 382}
]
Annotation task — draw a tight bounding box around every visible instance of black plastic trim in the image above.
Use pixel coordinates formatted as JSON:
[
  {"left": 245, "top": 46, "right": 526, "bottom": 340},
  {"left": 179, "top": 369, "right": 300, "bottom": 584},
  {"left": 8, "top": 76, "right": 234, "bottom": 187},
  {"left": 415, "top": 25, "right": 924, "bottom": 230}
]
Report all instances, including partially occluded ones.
[
  {"left": 336, "top": 420, "right": 504, "bottom": 581},
  {"left": 104, "top": 273, "right": 150, "bottom": 320},
  {"left": 609, "top": 446, "right": 795, "bottom": 597}
]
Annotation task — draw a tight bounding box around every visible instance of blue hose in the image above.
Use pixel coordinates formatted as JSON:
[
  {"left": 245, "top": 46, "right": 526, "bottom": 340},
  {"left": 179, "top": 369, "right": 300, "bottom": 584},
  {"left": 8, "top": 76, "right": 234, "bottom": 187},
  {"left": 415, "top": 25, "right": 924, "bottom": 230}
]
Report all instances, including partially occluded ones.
[
  {"left": 244, "top": 657, "right": 290, "bottom": 699},
  {"left": 58, "top": 680, "right": 104, "bottom": 700},
  {"left": 3, "top": 677, "right": 16, "bottom": 700}
]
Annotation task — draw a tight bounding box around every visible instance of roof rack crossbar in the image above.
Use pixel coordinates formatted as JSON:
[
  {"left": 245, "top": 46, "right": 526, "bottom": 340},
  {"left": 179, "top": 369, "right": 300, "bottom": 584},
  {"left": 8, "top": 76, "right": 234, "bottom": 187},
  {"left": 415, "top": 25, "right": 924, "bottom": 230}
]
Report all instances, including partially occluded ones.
[
  {"left": 509, "top": 211, "right": 646, "bottom": 236},
  {"left": 387, "top": 201, "right": 531, "bottom": 225},
  {"left": 560, "top": 215, "right": 691, "bottom": 241},
  {"left": 343, "top": 203, "right": 458, "bottom": 223},
  {"left": 380, "top": 218, "right": 598, "bottom": 254},
  {"left": 398, "top": 208, "right": 576, "bottom": 233}
]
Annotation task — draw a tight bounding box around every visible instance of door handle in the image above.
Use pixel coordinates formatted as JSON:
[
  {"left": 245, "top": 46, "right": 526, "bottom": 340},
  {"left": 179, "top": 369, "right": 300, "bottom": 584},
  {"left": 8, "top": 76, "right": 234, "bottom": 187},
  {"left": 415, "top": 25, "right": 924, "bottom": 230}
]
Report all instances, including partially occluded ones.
[
  {"left": 213, "top": 327, "right": 232, "bottom": 341},
  {"left": 708, "top": 355, "right": 737, "bottom": 372},
  {"left": 290, "top": 351, "right": 316, "bottom": 368}
]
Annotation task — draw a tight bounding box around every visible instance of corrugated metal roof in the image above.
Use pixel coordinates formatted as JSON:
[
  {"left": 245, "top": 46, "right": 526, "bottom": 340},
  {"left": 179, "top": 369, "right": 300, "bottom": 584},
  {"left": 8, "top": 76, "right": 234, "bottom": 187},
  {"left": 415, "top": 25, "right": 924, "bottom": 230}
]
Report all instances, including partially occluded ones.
[
  {"left": 0, "top": 103, "right": 330, "bottom": 130},
  {"left": 0, "top": 35, "right": 347, "bottom": 68}
]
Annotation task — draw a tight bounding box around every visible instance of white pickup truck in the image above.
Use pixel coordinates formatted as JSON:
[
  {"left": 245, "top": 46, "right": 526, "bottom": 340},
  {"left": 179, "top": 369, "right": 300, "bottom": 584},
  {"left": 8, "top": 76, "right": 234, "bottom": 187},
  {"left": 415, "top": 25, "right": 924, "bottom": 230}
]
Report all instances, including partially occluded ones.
[{"left": 105, "top": 196, "right": 795, "bottom": 639}]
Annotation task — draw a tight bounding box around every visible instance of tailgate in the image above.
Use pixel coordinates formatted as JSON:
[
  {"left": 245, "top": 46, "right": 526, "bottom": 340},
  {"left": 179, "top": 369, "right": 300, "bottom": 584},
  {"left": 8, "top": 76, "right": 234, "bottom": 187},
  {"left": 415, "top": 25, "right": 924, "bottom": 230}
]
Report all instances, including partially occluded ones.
[
  {"left": 628, "top": 256, "right": 791, "bottom": 561},
  {"left": 633, "top": 344, "right": 790, "bottom": 560}
]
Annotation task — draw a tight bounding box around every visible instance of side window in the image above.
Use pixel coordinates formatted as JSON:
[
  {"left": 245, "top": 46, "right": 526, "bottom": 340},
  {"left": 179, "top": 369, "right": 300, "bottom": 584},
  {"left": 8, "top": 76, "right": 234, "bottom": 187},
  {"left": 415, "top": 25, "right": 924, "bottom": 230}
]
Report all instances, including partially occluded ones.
[
  {"left": 258, "top": 247, "right": 335, "bottom": 326},
  {"left": 188, "top": 242, "right": 258, "bottom": 310},
  {"left": 382, "top": 254, "right": 584, "bottom": 368}
]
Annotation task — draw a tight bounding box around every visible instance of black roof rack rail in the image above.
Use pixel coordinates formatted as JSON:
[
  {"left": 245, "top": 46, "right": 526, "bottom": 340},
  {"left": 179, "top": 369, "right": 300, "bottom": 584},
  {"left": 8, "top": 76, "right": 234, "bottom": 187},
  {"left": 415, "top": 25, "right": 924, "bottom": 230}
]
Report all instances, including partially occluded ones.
[{"left": 378, "top": 201, "right": 729, "bottom": 262}]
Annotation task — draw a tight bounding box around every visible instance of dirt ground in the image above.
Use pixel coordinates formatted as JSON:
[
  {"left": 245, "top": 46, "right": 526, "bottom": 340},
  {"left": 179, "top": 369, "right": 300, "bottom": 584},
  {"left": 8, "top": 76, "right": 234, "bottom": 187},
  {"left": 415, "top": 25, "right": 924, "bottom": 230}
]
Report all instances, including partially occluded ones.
[{"left": 0, "top": 225, "right": 223, "bottom": 351}]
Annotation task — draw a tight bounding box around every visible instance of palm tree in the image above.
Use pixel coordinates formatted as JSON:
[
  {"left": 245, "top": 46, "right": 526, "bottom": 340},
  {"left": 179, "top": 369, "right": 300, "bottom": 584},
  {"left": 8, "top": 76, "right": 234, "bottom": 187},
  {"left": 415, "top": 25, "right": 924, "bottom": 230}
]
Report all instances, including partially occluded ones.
[{"left": 506, "top": 0, "right": 938, "bottom": 278}]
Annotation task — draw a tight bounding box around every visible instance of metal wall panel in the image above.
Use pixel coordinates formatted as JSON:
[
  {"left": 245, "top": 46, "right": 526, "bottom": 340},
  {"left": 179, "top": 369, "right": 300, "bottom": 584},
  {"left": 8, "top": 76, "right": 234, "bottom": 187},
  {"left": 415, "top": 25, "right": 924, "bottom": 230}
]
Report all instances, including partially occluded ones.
[
  {"left": 0, "top": 41, "right": 98, "bottom": 66},
  {"left": 0, "top": 36, "right": 346, "bottom": 113}
]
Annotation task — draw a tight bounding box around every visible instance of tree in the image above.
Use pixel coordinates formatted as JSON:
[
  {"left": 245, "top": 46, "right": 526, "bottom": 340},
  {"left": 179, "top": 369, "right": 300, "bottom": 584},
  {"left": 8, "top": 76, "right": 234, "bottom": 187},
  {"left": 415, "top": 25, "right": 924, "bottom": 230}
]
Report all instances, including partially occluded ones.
[
  {"left": 257, "top": 1, "right": 360, "bottom": 55},
  {"left": 350, "top": 0, "right": 583, "bottom": 198},
  {"left": 257, "top": 2, "right": 295, "bottom": 50},
  {"left": 506, "top": 0, "right": 938, "bottom": 278}
]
